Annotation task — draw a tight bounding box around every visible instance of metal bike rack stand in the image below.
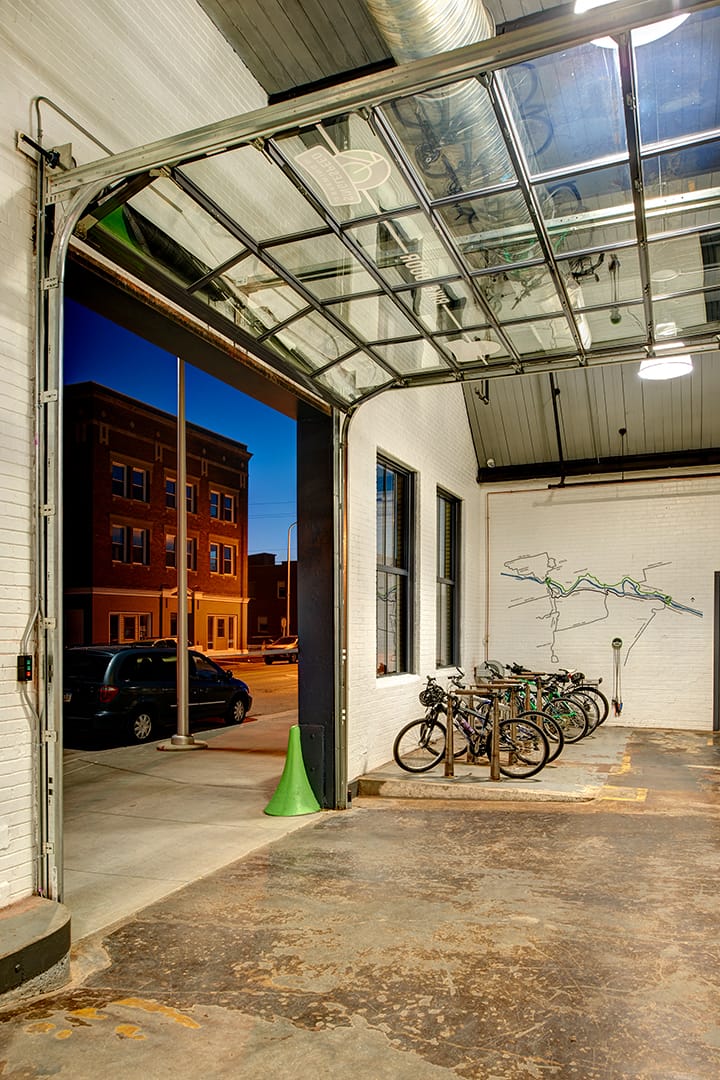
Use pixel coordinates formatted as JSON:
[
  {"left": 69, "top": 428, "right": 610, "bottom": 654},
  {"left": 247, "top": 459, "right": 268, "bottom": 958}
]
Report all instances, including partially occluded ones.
[
  {"left": 444, "top": 693, "right": 455, "bottom": 779},
  {"left": 444, "top": 682, "right": 517, "bottom": 782}
]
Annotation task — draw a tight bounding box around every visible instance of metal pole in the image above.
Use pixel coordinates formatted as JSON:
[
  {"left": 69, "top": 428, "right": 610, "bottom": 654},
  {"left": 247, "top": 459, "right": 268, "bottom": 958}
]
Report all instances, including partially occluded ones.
[
  {"left": 490, "top": 693, "right": 501, "bottom": 781},
  {"left": 444, "top": 695, "right": 455, "bottom": 778},
  {"left": 177, "top": 355, "right": 188, "bottom": 731},
  {"left": 159, "top": 357, "right": 206, "bottom": 750},
  {"left": 286, "top": 520, "right": 297, "bottom": 634}
]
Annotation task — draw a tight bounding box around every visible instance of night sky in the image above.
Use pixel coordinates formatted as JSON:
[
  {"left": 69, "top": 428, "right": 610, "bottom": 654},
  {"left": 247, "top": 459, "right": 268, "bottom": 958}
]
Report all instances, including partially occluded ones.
[{"left": 63, "top": 298, "right": 297, "bottom": 559}]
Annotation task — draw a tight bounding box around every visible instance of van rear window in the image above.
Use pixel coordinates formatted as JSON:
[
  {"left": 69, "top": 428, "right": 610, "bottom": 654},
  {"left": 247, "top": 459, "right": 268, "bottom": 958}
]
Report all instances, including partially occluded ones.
[{"left": 64, "top": 653, "right": 111, "bottom": 681}]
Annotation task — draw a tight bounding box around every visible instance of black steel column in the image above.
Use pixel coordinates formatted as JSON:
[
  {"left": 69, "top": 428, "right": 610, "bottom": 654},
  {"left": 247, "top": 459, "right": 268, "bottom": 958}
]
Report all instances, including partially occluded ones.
[{"left": 296, "top": 402, "right": 340, "bottom": 807}]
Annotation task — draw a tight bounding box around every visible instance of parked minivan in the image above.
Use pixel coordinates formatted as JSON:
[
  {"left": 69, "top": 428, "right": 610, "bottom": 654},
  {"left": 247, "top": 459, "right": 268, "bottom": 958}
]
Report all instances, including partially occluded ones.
[{"left": 63, "top": 646, "right": 252, "bottom": 744}]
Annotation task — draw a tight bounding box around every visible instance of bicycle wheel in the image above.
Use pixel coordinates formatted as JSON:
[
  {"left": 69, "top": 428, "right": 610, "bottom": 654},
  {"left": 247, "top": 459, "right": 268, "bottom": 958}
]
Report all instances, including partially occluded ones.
[
  {"left": 517, "top": 709, "right": 564, "bottom": 763},
  {"left": 570, "top": 689, "right": 601, "bottom": 734},
  {"left": 543, "top": 696, "right": 589, "bottom": 743},
  {"left": 575, "top": 685, "right": 610, "bottom": 725},
  {"left": 489, "top": 718, "right": 549, "bottom": 779},
  {"left": 393, "top": 717, "right": 446, "bottom": 773}
]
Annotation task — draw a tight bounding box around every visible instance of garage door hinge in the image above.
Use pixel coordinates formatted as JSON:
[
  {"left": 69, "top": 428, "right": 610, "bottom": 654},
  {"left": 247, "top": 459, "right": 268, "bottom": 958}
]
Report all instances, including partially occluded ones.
[
  {"left": 41, "top": 617, "right": 56, "bottom": 630},
  {"left": 43, "top": 730, "right": 57, "bottom": 743},
  {"left": 42, "top": 842, "right": 54, "bottom": 855},
  {"left": 40, "top": 389, "right": 58, "bottom": 404},
  {"left": 41, "top": 504, "right": 55, "bottom": 517},
  {"left": 43, "top": 276, "right": 59, "bottom": 291}
]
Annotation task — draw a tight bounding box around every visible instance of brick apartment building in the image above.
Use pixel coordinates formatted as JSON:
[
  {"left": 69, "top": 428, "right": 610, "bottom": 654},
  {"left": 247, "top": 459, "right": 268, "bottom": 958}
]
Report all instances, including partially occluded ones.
[
  {"left": 247, "top": 553, "right": 297, "bottom": 643},
  {"left": 64, "top": 382, "right": 251, "bottom": 652}
]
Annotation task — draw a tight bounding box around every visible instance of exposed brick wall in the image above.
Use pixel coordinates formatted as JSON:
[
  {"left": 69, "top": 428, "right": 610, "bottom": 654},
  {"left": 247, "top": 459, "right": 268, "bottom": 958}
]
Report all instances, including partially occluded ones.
[{"left": 64, "top": 383, "right": 250, "bottom": 645}]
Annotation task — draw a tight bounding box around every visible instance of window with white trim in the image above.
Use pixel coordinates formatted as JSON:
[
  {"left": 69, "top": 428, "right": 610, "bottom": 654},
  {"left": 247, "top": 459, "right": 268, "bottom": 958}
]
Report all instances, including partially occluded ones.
[
  {"left": 111, "top": 525, "right": 150, "bottom": 565},
  {"left": 112, "top": 462, "right": 148, "bottom": 501},
  {"left": 210, "top": 490, "right": 235, "bottom": 522},
  {"left": 210, "top": 541, "right": 236, "bottom": 575}
]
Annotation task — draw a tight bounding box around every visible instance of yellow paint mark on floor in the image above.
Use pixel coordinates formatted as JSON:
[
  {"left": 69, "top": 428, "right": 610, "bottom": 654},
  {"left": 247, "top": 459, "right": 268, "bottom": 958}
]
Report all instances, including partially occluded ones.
[
  {"left": 114, "top": 997, "right": 201, "bottom": 1030},
  {"left": 54, "top": 1029, "right": 73, "bottom": 1040},
  {"left": 25, "top": 1022, "right": 55, "bottom": 1034},
  {"left": 598, "top": 785, "right": 648, "bottom": 802},
  {"left": 610, "top": 750, "right": 633, "bottom": 776},
  {"left": 115, "top": 1024, "right": 147, "bottom": 1040},
  {"left": 69, "top": 1007, "right": 108, "bottom": 1020}
]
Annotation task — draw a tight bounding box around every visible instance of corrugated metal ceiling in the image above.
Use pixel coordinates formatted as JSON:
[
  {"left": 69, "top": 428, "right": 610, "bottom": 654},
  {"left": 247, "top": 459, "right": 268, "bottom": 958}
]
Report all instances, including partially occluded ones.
[{"left": 195, "top": 0, "right": 569, "bottom": 98}]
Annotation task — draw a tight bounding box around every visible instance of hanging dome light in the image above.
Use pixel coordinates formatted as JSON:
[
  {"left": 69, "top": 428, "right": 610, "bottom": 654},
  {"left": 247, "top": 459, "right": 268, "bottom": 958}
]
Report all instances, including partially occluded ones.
[
  {"left": 638, "top": 354, "right": 693, "bottom": 379},
  {"left": 639, "top": 323, "right": 693, "bottom": 380},
  {"left": 638, "top": 333, "right": 693, "bottom": 380},
  {"left": 574, "top": 0, "right": 689, "bottom": 48}
]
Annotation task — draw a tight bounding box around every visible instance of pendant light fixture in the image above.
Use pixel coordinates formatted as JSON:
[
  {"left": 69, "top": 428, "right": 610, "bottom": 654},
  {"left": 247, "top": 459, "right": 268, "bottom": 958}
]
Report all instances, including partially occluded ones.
[
  {"left": 574, "top": 0, "right": 689, "bottom": 48},
  {"left": 638, "top": 352, "right": 693, "bottom": 380},
  {"left": 639, "top": 325, "right": 693, "bottom": 380}
]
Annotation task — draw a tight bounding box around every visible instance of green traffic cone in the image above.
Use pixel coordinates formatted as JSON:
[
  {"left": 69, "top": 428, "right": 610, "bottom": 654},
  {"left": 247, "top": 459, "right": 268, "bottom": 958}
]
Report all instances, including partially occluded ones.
[{"left": 264, "top": 725, "right": 321, "bottom": 816}]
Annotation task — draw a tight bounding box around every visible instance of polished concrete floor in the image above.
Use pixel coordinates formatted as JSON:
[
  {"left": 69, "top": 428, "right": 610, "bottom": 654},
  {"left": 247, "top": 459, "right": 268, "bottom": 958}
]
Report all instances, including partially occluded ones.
[
  {"left": 62, "top": 662, "right": 300, "bottom": 940},
  {"left": 1, "top": 726, "right": 719, "bottom": 1079}
]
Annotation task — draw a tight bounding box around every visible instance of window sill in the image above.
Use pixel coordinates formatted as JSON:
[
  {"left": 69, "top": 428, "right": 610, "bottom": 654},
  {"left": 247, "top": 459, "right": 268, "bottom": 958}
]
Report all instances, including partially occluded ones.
[{"left": 375, "top": 672, "right": 420, "bottom": 688}]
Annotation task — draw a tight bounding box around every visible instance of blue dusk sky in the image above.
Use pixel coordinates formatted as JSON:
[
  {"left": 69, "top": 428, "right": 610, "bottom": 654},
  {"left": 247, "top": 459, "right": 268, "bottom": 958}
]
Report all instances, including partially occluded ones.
[{"left": 64, "top": 299, "right": 297, "bottom": 560}]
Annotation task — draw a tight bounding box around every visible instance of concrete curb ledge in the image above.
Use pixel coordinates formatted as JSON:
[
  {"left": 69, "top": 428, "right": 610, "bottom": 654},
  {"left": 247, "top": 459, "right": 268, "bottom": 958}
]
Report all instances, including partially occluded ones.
[
  {"left": 356, "top": 772, "right": 598, "bottom": 802},
  {"left": 0, "top": 896, "right": 71, "bottom": 1004}
]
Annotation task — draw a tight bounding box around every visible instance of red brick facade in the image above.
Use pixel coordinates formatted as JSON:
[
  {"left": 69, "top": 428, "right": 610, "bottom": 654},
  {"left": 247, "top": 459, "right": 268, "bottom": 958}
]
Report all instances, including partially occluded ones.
[
  {"left": 247, "top": 553, "right": 297, "bottom": 643},
  {"left": 64, "top": 382, "right": 250, "bottom": 651}
]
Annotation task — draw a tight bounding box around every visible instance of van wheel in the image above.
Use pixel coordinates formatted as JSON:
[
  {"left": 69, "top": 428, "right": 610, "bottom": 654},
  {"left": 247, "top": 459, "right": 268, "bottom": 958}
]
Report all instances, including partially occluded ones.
[
  {"left": 128, "top": 709, "right": 155, "bottom": 743},
  {"left": 226, "top": 696, "right": 247, "bottom": 725},
  {"left": 264, "top": 657, "right": 273, "bottom": 665}
]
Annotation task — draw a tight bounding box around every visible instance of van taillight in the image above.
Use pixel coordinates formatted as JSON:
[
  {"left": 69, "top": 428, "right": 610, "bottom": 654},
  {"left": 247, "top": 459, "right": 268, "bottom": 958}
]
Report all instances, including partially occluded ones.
[{"left": 98, "top": 685, "right": 120, "bottom": 703}]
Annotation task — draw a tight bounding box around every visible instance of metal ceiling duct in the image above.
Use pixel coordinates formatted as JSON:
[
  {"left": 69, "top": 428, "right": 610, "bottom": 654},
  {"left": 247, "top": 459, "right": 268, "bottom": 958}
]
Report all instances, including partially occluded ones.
[
  {"left": 365, "top": 0, "right": 584, "bottom": 353},
  {"left": 365, "top": 0, "right": 495, "bottom": 63}
]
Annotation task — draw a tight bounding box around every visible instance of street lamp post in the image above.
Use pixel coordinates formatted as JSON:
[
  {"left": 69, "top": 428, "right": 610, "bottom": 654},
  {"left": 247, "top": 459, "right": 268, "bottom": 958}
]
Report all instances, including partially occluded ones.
[{"left": 286, "top": 521, "right": 297, "bottom": 635}]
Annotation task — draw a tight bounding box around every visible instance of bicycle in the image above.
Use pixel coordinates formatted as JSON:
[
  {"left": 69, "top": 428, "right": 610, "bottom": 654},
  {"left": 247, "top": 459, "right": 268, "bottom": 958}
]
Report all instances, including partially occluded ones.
[
  {"left": 392, "top": 675, "right": 550, "bottom": 779},
  {"left": 449, "top": 669, "right": 565, "bottom": 764},
  {"left": 506, "top": 663, "right": 592, "bottom": 741}
]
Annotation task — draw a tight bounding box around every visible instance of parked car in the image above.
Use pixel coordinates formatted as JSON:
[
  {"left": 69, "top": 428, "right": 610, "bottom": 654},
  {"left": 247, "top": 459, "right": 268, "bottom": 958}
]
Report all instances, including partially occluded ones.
[
  {"left": 63, "top": 645, "right": 252, "bottom": 744},
  {"left": 263, "top": 635, "right": 299, "bottom": 664},
  {"left": 141, "top": 637, "right": 207, "bottom": 653}
]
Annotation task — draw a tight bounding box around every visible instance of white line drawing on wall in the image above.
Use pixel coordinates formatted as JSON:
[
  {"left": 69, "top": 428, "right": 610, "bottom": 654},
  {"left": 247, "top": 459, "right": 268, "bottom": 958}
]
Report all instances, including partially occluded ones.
[{"left": 502, "top": 552, "right": 703, "bottom": 664}]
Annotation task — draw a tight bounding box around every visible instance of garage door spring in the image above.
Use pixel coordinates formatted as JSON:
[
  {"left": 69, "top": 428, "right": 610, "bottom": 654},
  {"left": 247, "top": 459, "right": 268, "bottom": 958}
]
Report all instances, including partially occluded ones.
[{"left": 611, "top": 637, "right": 623, "bottom": 716}]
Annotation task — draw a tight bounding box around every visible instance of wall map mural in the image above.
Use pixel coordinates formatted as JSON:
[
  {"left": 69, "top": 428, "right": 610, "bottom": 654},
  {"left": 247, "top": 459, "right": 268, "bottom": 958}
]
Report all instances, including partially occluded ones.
[{"left": 502, "top": 552, "right": 703, "bottom": 665}]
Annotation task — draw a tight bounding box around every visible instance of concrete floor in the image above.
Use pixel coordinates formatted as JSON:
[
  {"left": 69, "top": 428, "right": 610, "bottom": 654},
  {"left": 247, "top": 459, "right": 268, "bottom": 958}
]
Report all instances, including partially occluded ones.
[
  {"left": 62, "top": 708, "right": 307, "bottom": 940},
  {"left": 1, "top": 725, "right": 719, "bottom": 1078}
]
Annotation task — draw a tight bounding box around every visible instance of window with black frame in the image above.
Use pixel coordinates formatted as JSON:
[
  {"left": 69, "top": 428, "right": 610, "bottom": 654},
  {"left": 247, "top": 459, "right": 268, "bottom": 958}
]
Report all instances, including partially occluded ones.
[
  {"left": 437, "top": 491, "right": 460, "bottom": 668},
  {"left": 376, "top": 457, "right": 413, "bottom": 677}
]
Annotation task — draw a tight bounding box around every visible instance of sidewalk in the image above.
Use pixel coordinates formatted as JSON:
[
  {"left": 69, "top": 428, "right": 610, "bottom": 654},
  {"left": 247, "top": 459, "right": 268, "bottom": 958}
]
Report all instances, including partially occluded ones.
[{"left": 63, "top": 707, "right": 303, "bottom": 941}]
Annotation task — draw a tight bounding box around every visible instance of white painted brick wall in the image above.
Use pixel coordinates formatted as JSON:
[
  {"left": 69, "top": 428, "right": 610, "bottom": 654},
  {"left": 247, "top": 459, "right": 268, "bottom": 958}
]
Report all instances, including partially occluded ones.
[
  {"left": 346, "top": 384, "right": 485, "bottom": 779},
  {"left": 484, "top": 478, "right": 719, "bottom": 729},
  {"left": 0, "top": 0, "right": 266, "bottom": 908}
]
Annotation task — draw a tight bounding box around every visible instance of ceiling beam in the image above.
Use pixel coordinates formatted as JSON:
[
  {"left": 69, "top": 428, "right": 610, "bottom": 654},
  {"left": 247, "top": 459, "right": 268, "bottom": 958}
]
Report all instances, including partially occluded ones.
[{"left": 477, "top": 446, "right": 720, "bottom": 483}]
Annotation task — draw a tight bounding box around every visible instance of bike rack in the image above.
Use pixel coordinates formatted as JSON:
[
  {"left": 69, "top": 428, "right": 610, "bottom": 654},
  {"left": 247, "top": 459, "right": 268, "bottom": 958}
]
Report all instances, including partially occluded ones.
[{"left": 444, "top": 679, "right": 524, "bottom": 782}]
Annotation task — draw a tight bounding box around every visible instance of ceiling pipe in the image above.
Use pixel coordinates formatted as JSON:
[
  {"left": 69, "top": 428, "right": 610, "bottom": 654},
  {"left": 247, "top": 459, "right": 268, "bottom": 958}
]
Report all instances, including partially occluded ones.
[
  {"left": 548, "top": 372, "right": 566, "bottom": 485},
  {"left": 366, "top": 0, "right": 495, "bottom": 61},
  {"left": 365, "top": 0, "right": 585, "bottom": 351}
]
